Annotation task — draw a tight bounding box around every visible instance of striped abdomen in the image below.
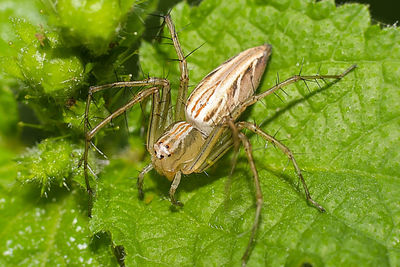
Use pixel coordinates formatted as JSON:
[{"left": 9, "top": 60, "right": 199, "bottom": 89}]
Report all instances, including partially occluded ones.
[{"left": 185, "top": 44, "right": 271, "bottom": 135}]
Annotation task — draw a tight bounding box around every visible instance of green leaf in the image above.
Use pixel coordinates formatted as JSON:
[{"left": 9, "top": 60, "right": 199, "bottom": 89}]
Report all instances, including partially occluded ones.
[
  {"left": 16, "top": 138, "right": 84, "bottom": 196},
  {"left": 1, "top": 17, "right": 86, "bottom": 97},
  {"left": 43, "top": 0, "right": 146, "bottom": 55},
  {"left": 90, "top": 0, "right": 400, "bottom": 266},
  {"left": 0, "top": 139, "right": 117, "bottom": 266},
  {"left": 0, "top": 85, "right": 18, "bottom": 137},
  {"left": 0, "top": 0, "right": 46, "bottom": 59}
]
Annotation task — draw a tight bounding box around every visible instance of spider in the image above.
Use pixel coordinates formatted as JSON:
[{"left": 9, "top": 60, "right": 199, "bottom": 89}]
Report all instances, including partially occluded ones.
[{"left": 83, "top": 14, "right": 356, "bottom": 266}]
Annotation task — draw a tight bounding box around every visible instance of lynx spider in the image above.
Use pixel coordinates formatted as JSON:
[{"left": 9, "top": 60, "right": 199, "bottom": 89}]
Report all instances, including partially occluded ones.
[{"left": 83, "top": 14, "right": 356, "bottom": 266}]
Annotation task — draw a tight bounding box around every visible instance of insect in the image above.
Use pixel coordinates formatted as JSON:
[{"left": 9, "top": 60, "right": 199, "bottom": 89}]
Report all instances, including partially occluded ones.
[{"left": 82, "top": 14, "right": 356, "bottom": 266}]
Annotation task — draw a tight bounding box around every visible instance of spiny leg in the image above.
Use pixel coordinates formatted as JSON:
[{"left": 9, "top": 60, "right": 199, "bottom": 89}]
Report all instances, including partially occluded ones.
[
  {"left": 147, "top": 84, "right": 168, "bottom": 151},
  {"left": 237, "top": 121, "right": 325, "bottom": 212},
  {"left": 84, "top": 87, "right": 158, "bottom": 216},
  {"left": 84, "top": 78, "right": 169, "bottom": 143},
  {"left": 186, "top": 126, "right": 229, "bottom": 173},
  {"left": 137, "top": 163, "right": 154, "bottom": 199},
  {"left": 164, "top": 15, "right": 188, "bottom": 121},
  {"left": 237, "top": 132, "right": 263, "bottom": 267},
  {"left": 192, "top": 127, "right": 234, "bottom": 173},
  {"left": 84, "top": 78, "right": 168, "bottom": 216},
  {"left": 229, "top": 64, "right": 357, "bottom": 120},
  {"left": 169, "top": 171, "right": 183, "bottom": 206}
]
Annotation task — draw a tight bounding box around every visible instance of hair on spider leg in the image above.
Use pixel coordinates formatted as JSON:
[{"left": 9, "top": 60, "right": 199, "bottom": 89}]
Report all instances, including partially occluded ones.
[
  {"left": 321, "top": 76, "right": 328, "bottom": 86},
  {"left": 280, "top": 87, "right": 289, "bottom": 96},
  {"left": 161, "top": 42, "right": 176, "bottom": 47},
  {"left": 303, "top": 79, "right": 312, "bottom": 93},
  {"left": 273, "top": 91, "right": 285, "bottom": 103},
  {"left": 125, "top": 86, "right": 141, "bottom": 98},
  {"left": 90, "top": 141, "right": 108, "bottom": 159},
  {"left": 275, "top": 72, "right": 289, "bottom": 97},
  {"left": 90, "top": 96, "right": 100, "bottom": 110},
  {"left": 147, "top": 12, "right": 167, "bottom": 19},
  {"left": 281, "top": 157, "right": 291, "bottom": 174},
  {"left": 314, "top": 78, "right": 322, "bottom": 89},
  {"left": 147, "top": 13, "right": 168, "bottom": 30},
  {"left": 184, "top": 42, "right": 206, "bottom": 60},
  {"left": 80, "top": 114, "right": 93, "bottom": 130},
  {"left": 276, "top": 71, "right": 280, "bottom": 85},
  {"left": 126, "top": 86, "right": 137, "bottom": 98},
  {"left": 256, "top": 98, "right": 268, "bottom": 109},
  {"left": 272, "top": 126, "right": 283, "bottom": 139},
  {"left": 176, "top": 22, "right": 193, "bottom": 35},
  {"left": 151, "top": 35, "right": 173, "bottom": 41},
  {"left": 87, "top": 163, "right": 98, "bottom": 179},
  {"left": 163, "top": 66, "right": 171, "bottom": 80},
  {"left": 132, "top": 8, "right": 147, "bottom": 26},
  {"left": 317, "top": 64, "right": 329, "bottom": 85},
  {"left": 146, "top": 12, "right": 173, "bottom": 43},
  {"left": 298, "top": 58, "right": 305, "bottom": 76}
]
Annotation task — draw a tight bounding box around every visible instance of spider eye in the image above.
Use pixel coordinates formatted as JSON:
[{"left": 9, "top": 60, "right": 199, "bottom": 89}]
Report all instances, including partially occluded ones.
[
  {"left": 166, "top": 145, "right": 170, "bottom": 149},
  {"left": 154, "top": 150, "right": 157, "bottom": 155},
  {"left": 168, "top": 154, "right": 171, "bottom": 157},
  {"left": 160, "top": 155, "right": 164, "bottom": 159}
]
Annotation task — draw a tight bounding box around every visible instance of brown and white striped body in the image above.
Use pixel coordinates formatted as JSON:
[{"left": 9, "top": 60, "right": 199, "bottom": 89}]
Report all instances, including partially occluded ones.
[
  {"left": 152, "top": 44, "right": 271, "bottom": 179},
  {"left": 186, "top": 44, "right": 271, "bottom": 135}
]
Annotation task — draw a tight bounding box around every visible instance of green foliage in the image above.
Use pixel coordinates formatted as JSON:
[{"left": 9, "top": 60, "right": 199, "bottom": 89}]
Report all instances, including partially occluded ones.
[
  {"left": 43, "top": 0, "right": 144, "bottom": 55},
  {"left": 0, "top": 0, "right": 399, "bottom": 266},
  {"left": 0, "top": 85, "right": 18, "bottom": 136},
  {"left": 16, "top": 138, "right": 83, "bottom": 196},
  {"left": 1, "top": 18, "right": 85, "bottom": 97}
]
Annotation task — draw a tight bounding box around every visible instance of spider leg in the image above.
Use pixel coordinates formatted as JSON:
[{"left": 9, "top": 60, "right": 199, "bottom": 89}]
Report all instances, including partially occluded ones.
[
  {"left": 236, "top": 132, "right": 263, "bottom": 267},
  {"left": 137, "top": 163, "right": 154, "bottom": 199},
  {"left": 229, "top": 64, "right": 357, "bottom": 120},
  {"left": 237, "top": 121, "right": 325, "bottom": 212},
  {"left": 169, "top": 171, "right": 183, "bottom": 206},
  {"left": 164, "top": 15, "right": 188, "bottom": 121},
  {"left": 186, "top": 126, "right": 230, "bottom": 173},
  {"left": 84, "top": 78, "right": 169, "bottom": 217}
]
